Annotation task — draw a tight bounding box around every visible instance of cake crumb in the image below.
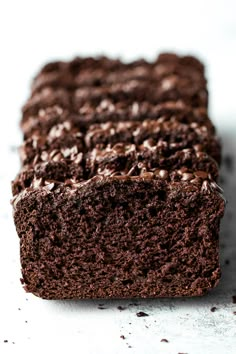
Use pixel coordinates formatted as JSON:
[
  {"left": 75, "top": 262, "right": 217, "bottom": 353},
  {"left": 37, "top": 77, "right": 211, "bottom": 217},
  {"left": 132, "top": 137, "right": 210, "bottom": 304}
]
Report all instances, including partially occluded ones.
[
  {"left": 210, "top": 307, "right": 217, "bottom": 312},
  {"left": 4, "top": 340, "right": 8, "bottom": 343},
  {"left": 120, "top": 335, "right": 125, "bottom": 340},
  {"left": 161, "top": 338, "right": 168, "bottom": 343},
  {"left": 232, "top": 296, "right": 236, "bottom": 304},
  {"left": 136, "top": 311, "right": 149, "bottom": 317}
]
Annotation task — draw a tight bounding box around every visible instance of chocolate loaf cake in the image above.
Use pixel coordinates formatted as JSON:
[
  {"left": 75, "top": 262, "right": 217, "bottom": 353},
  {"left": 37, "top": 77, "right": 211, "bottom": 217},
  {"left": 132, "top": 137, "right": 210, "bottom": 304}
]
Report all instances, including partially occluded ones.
[{"left": 12, "top": 54, "right": 225, "bottom": 299}]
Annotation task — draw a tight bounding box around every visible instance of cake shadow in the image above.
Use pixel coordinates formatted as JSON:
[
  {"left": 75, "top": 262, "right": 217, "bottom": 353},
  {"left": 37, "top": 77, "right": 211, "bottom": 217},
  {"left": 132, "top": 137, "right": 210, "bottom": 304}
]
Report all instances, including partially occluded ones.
[{"left": 49, "top": 132, "right": 236, "bottom": 311}]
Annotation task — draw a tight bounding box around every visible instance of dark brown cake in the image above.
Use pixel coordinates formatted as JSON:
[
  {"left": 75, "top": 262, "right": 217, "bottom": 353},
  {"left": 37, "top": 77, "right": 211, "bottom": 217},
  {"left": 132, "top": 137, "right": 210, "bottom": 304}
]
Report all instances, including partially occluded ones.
[{"left": 12, "top": 53, "right": 225, "bottom": 299}]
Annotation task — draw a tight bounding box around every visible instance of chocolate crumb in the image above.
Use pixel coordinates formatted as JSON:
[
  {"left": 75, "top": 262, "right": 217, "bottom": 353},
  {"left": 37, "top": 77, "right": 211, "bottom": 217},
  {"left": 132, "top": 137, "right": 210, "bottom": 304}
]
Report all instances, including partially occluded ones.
[
  {"left": 232, "top": 296, "right": 236, "bottom": 304},
  {"left": 120, "top": 335, "right": 125, "bottom": 340},
  {"left": 161, "top": 338, "right": 169, "bottom": 343},
  {"left": 4, "top": 340, "right": 8, "bottom": 343},
  {"left": 12, "top": 342, "right": 15, "bottom": 344},
  {"left": 233, "top": 311, "right": 236, "bottom": 315},
  {"left": 225, "top": 259, "right": 230, "bottom": 265},
  {"left": 18, "top": 308, "right": 21, "bottom": 311},
  {"left": 136, "top": 311, "right": 149, "bottom": 317},
  {"left": 210, "top": 307, "right": 217, "bottom": 312},
  {"left": 25, "top": 320, "right": 28, "bottom": 323},
  {"left": 128, "top": 345, "right": 132, "bottom": 348},
  {"left": 145, "top": 325, "right": 149, "bottom": 328},
  {"left": 117, "top": 306, "right": 127, "bottom": 311}
]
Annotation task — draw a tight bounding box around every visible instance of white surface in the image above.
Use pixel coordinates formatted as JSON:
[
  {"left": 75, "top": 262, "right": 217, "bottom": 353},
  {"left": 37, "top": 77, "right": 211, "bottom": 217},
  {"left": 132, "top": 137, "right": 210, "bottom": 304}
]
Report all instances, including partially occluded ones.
[{"left": 0, "top": 1, "right": 236, "bottom": 353}]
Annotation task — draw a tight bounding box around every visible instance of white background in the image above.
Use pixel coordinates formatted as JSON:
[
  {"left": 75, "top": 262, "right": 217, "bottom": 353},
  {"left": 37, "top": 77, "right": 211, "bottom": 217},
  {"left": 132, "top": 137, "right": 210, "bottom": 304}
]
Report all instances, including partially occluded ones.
[{"left": 0, "top": 1, "right": 235, "bottom": 353}]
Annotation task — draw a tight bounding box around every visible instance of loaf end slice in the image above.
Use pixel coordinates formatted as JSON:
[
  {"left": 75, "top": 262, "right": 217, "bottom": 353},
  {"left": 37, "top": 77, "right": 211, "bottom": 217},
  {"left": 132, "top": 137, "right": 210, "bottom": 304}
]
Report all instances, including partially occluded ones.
[{"left": 13, "top": 176, "right": 224, "bottom": 300}]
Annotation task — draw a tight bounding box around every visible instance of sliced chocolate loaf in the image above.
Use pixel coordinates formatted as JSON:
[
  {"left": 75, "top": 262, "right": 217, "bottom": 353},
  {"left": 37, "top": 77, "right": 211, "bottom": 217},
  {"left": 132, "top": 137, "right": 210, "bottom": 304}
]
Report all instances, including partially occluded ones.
[{"left": 12, "top": 54, "right": 225, "bottom": 299}]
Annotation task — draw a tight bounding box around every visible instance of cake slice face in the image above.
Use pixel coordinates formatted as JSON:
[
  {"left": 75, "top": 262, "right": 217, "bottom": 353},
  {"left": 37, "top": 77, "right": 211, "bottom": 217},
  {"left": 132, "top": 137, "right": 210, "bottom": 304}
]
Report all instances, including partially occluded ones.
[{"left": 13, "top": 176, "right": 224, "bottom": 299}]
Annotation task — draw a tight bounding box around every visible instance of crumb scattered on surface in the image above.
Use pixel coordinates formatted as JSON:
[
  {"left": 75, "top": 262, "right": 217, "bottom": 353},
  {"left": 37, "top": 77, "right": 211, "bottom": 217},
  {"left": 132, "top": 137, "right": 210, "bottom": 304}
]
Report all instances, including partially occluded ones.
[
  {"left": 161, "top": 338, "right": 169, "bottom": 342},
  {"left": 120, "top": 335, "right": 125, "bottom": 340},
  {"left": 233, "top": 311, "right": 236, "bottom": 315},
  {"left": 136, "top": 311, "right": 149, "bottom": 317},
  {"left": 4, "top": 340, "right": 8, "bottom": 343},
  {"left": 225, "top": 259, "right": 230, "bottom": 265},
  {"left": 210, "top": 307, "right": 217, "bottom": 312},
  {"left": 232, "top": 296, "right": 236, "bottom": 304}
]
